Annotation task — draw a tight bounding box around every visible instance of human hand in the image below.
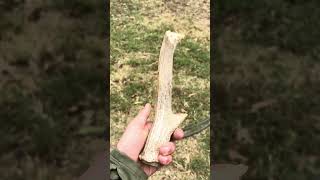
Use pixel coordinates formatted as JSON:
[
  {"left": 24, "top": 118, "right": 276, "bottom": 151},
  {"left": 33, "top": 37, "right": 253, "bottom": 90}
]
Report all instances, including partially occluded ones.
[{"left": 116, "top": 103, "right": 184, "bottom": 176}]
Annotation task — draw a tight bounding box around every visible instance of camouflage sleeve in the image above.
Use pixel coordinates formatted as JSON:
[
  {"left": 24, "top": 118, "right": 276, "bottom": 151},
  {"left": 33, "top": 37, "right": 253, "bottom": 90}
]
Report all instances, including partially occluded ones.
[{"left": 110, "top": 149, "right": 148, "bottom": 180}]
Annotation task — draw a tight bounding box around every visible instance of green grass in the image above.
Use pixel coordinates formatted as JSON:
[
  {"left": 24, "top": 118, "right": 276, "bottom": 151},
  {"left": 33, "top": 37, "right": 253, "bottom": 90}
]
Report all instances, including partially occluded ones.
[
  {"left": 0, "top": 0, "right": 106, "bottom": 179},
  {"left": 214, "top": 1, "right": 320, "bottom": 179},
  {"left": 216, "top": 0, "right": 320, "bottom": 55},
  {"left": 190, "top": 156, "right": 210, "bottom": 176}
]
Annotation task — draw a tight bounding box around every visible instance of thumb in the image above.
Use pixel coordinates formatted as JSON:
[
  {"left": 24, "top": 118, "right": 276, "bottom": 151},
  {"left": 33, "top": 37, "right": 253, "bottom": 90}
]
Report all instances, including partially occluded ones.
[
  {"left": 141, "top": 121, "right": 153, "bottom": 139},
  {"left": 117, "top": 104, "right": 153, "bottom": 161},
  {"left": 129, "top": 103, "right": 151, "bottom": 127}
]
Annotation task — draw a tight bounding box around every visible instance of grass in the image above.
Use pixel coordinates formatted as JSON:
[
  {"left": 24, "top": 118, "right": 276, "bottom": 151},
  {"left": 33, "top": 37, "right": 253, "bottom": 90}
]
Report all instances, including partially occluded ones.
[
  {"left": 110, "top": 0, "right": 210, "bottom": 179},
  {"left": 214, "top": 1, "right": 320, "bottom": 179},
  {"left": 216, "top": 0, "right": 320, "bottom": 55},
  {"left": 0, "top": 0, "right": 106, "bottom": 179}
]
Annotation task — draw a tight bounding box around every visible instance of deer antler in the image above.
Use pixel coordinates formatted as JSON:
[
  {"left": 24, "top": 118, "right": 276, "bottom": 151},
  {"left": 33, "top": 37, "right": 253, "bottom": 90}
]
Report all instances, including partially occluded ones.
[{"left": 139, "top": 31, "right": 187, "bottom": 167}]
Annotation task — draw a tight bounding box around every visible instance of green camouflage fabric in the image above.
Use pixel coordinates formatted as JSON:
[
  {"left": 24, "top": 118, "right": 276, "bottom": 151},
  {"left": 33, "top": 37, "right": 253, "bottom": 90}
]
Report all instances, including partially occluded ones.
[{"left": 110, "top": 149, "right": 148, "bottom": 180}]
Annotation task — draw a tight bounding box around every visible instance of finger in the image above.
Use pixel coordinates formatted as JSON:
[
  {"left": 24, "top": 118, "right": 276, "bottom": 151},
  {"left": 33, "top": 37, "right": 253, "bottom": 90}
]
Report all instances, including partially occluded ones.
[
  {"left": 158, "top": 155, "right": 172, "bottom": 165},
  {"left": 159, "top": 142, "right": 175, "bottom": 156},
  {"left": 144, "top": 121, "right": 153, "bottom": 130},
  {"left": 140, "top": 120, "right": 152, "bottom": 137},
  {"left": 172, "top": 128, "right": 184, "bottom": 140},
  {"left": 131, "top": 103, "right": 151, "bottom": 125}
]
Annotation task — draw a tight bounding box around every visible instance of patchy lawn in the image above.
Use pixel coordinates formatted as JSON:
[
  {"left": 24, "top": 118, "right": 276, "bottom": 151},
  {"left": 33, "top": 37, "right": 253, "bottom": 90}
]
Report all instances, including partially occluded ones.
[
  {"left": 215, "top": 0, "right": 320, "bottom": 179},
  {"left": 0, "top": 0, "right": 106, "bottom": 179}
]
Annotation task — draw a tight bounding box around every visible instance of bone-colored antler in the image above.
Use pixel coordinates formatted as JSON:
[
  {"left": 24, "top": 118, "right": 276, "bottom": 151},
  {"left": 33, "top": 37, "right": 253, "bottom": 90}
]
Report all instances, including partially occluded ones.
[{"left": 139, "top": 31, "right": 187, "bottom": 167}]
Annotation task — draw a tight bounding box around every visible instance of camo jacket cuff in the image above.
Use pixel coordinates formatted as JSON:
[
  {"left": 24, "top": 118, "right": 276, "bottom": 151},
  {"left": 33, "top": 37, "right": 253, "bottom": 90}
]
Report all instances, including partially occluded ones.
[{"left": 110, "top": 149, "right": 148, "bottom": 180}]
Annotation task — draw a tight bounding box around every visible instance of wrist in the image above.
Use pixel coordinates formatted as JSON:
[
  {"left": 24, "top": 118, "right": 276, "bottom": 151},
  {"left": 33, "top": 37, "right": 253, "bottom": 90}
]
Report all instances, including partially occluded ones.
[{"left": 117, "top": 143, "right": 138, "bottom": 161}]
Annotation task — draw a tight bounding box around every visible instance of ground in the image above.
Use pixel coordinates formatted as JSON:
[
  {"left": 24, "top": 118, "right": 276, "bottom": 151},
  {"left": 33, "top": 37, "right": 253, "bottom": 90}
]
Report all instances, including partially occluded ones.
[
  {"left": 0, "top": 1, "right": 106, "bottom": 179},
  {"left": 214, "top": 1, "right": 320, "bottom": 179}
]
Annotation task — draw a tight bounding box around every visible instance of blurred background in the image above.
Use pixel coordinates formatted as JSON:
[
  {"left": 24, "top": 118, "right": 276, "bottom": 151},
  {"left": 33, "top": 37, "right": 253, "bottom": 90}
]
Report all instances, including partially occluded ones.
[
  {"left": 214, "top": 0, "right": 320, "bottom": 179},
  {"left": 0, "top": 0, "right": 106, "bottom": 179}
]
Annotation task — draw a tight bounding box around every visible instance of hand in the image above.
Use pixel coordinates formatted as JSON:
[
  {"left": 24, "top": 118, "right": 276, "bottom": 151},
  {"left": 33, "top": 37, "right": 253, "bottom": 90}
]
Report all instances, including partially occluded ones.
[{"left": 117, "top": 103, "right": 184, "bottom": 176}]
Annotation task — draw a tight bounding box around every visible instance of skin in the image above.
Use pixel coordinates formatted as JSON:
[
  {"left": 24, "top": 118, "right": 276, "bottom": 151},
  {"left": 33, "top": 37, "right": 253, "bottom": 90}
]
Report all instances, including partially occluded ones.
[{"left": 117, "top": 103, "right": 184, "bottom": 176}]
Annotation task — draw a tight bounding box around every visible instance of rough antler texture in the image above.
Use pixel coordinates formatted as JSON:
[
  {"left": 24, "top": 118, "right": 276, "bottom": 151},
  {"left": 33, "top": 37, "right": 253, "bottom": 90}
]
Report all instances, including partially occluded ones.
[{"left": 139, "top": 31, "right": 187, "bottom": 167}]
